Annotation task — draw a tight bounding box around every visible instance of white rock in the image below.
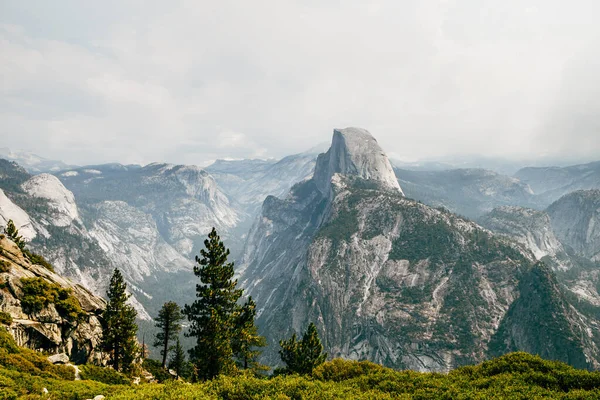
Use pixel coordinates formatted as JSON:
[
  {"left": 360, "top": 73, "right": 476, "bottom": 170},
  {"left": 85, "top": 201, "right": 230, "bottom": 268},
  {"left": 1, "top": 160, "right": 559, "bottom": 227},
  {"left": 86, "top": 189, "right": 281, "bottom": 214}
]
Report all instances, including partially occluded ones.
[
  {"left": 21, "top": 174, "right": 80, "bottom": 226},
  {"left": 0, "top": 189, "right": 37, "bottom": 240}
]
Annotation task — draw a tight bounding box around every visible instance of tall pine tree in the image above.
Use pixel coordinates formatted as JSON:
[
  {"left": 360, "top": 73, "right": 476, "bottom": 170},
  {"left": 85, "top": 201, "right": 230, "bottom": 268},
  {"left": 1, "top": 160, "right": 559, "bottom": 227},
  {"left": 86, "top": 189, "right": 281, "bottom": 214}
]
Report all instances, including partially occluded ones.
[
  {"left": 232, "top": 296, "right": 266, "bottom": 371},
  {"left": 101, "top": 269, "right": 139, "bottom": 373},
  {"left": 153, "top": 301, "right": 184, "bottom": 368},
  {"left": 184, "top": 227, "right": 243, "bottom": 380}
]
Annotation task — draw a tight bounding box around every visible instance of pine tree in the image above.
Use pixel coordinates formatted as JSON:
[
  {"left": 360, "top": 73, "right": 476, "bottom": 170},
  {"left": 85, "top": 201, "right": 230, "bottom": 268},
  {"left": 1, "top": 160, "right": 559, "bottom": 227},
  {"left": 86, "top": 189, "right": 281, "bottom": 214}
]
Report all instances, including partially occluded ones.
[
  {"left": 153, "top": 301, "right": 184, "bottom": 368},
  {"left": 101, "top": 269, "right": 139, "bottom": 373},
  {"left": 279, "top": 332, "right": 301, "bottom": 374},
  {"left": 279, "top": 322, "right": 327, "bottom": 375},
  {"left": 232, "top": 296, "right": 266, "bottom": 371},
  {"left": 168, "top": 337, "right": 186, "bottom": 378},
  {"left": 298, "top": 322, "right": 327, "bottom": 374},
  {"left": 4, "top": 219, "right": 25, "bottom": 250},
  {"left": 184, "top": 227, "right": 243, "bottom": 380}
]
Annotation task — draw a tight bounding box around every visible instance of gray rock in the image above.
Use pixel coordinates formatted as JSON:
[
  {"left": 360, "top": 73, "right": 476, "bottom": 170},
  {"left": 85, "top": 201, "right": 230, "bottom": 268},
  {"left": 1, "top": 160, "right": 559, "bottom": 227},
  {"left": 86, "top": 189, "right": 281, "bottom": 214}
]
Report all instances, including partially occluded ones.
[{"left": 48, "top": 353, "right": 69, "bottom": 364}]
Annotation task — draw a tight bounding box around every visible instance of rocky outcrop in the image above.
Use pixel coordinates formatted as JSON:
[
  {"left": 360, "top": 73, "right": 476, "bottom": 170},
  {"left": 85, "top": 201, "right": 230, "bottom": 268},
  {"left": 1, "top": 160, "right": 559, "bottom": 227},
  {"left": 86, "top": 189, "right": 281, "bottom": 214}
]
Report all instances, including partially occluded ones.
[
  {"left": 21, "top": 174, "right": 80, "bottom": 227},
  {"left": 479, "top": 206, "right": 566, "bottom": 263},
  {"left": 0, "top": 236, "right": 105, "bottom": 364},
  {"left": 313, "top": 128, "right": 402, "bottom": 196}
]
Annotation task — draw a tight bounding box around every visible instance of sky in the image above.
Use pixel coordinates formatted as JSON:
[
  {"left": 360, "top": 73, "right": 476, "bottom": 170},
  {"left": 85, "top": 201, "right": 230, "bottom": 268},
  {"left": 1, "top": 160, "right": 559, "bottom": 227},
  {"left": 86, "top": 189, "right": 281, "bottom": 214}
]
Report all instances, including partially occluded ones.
[{"left": 1, "top": 0, "right": 599, "bottom": 167}]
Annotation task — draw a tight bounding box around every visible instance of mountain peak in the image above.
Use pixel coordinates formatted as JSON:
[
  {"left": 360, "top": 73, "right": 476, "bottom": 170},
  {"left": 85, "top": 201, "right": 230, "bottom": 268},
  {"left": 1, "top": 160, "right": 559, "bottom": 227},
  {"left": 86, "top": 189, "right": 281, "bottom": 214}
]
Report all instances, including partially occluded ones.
[{"left": 313, "top": 127, "right": 403, "bottom": 194}]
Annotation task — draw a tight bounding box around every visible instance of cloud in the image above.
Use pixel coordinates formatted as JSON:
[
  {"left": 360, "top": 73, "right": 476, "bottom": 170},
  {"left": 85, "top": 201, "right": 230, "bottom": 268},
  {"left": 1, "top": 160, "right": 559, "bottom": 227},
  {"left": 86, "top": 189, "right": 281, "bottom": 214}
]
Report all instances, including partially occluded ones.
[{"left": 1, "top": 0, "right": 599, "bottom": 166}]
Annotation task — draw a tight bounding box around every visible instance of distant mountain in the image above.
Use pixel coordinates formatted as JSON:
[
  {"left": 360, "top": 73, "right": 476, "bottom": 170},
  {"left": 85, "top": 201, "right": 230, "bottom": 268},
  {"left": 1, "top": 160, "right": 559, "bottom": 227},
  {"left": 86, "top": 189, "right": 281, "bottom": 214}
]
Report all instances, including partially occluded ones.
[
  {"left": 239, "top": 127, "right": 600, "bottom": 371},
  {"left": 547, "top": 190, "right": 600, "bottom": 262},
  {"left": 515, "top": 161, "right": 600, "bottom": 206},
  {"left": 0, "top": 147, "right": 76, "bottom": 174},
  {"left": 395, "top": 168, "right": 536, "bottom": 219},
  {"left": 205, "top": 149, "right": 322, "bottom": 215}
]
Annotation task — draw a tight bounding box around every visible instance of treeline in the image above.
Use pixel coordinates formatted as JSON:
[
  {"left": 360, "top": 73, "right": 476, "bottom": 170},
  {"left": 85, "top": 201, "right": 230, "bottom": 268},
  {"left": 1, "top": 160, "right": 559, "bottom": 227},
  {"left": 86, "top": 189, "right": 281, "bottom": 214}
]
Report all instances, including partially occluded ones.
[{"left": 102, "top": 228, "right": 326, "bottom": 381}]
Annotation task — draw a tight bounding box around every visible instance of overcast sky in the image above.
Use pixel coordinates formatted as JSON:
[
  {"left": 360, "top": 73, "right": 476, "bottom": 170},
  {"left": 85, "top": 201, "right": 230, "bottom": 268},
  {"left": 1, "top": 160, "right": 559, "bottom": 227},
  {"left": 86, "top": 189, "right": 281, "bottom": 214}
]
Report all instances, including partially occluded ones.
[{"left": 1, "top": 0, "right": 599, "bottom": 166}]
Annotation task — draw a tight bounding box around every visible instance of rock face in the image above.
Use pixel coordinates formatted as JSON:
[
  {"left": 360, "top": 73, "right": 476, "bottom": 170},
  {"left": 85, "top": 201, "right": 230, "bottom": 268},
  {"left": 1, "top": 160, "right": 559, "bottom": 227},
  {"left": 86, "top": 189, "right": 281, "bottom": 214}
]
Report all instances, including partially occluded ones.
[
  {"left": 396, "top": 168, "right": 536, "bottom": 219},
  {"left": 313, "top": 128, "right": 402, "bottom": 195},
  {"left": 547, "top": 190, "right": 600, "bottom": 261},
  {"left": 22, "top": 174, "right": 80, "bottom": 227},
  {"left": 240, "top": 127, "right": 600, "bottom": 371},
  {"left": 0, "top": 236, "right": 105, "bottom": 364},
  {"left": 479, "top": 206, "right": 566, "bottom": 263}
]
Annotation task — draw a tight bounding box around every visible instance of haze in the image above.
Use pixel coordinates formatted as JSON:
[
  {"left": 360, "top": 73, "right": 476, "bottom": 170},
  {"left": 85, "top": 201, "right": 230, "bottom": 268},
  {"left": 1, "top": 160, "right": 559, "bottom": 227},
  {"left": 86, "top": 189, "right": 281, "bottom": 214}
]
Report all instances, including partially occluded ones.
[{"left": 1, "top": 0, "right": 599, "bottom": 166}]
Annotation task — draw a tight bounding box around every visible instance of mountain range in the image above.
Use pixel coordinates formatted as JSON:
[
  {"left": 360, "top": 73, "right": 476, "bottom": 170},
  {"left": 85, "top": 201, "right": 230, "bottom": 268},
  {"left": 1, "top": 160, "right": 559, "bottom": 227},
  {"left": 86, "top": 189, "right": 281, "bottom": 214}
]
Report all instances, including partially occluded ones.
[{"left": 1, "top": 128, "right": 599, "bottom": 371}]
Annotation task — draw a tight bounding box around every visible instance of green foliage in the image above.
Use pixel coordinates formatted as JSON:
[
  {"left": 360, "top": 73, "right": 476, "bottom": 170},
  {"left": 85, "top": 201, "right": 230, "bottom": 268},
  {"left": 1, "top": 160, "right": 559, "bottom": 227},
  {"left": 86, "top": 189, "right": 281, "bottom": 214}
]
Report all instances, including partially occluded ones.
[
  {"left": 19, "top": 277, "right": 83, "bottom": 320},
  {"left": 168, "top": 338, "right": 187, "bottom": 379},
  {"left": 0, "top": 260, "right": 9, "bottom": 273},
  {"left": 101, "top": 269, "right": 139, "bottom": 374},
  {"left": 142, "top": 358, "right": 173, "bottom": 383},
  {"left": 279, "top": 322, "right": 327, "bottom": 375},
  {"left": 184, "top": 227, "right": 245, "bottom": 380},
  {"left": 231, "top": 296, "right": 267, "bottom": 372},
  {"left": 153, "top": 301, "right": 184, "bottom": 368},
  {"left": 0, "top": 312, "right": 12, "bottom": 326},
  {"left": 3, "top": 220, "right": 25, "bottom": 250},
  {"left": 22, "top": 249, "right": 55, "bottom": 272},
  {"left": 79, "top": 364, "right": 130, "bottom": 385},
  {"left": 4, "top": 342, "right": 600, "bottom": 399}
]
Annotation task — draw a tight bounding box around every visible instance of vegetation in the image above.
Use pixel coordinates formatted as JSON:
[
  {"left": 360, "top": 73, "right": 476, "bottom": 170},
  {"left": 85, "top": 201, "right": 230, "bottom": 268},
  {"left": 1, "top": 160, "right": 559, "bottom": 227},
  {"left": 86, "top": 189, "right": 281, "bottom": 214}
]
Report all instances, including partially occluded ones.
[
  {"left": 22, "top": 249, "right": 55, "bottom": 272},
  {"left": 101, "top": 269, "right": 139, "bottom": 374},
  {"left": 168, "top": 337, "right": 187, "bottom": 379},
  {"left": 79, "top": 364, "right": 131, "bottom": 385},
  {"left": 232, "top": 296, "right": 267, "bottom": 372},
  {"left": 19, "top": 277, "right": 84, "bottom": 321},
  {"left": 184, "top": 227, "right": 265, "bottom": 380},
  {"left": 0, "top": 259, "right": 9, "bottom": 273},
  {"left": 153, "top": 301, "right": 184, "bottom": 368},
  {"left": 3, "top": 220, "right": 25, "bottom": 250},
  {"left": 4, "top": 338, "right": 600, "bottom": 399},
  {"left": 0, "top": 312, "right": 13, "bottom": 325},
  {"left": 279, "top": 322, "right": 327, "bottom": 375}
]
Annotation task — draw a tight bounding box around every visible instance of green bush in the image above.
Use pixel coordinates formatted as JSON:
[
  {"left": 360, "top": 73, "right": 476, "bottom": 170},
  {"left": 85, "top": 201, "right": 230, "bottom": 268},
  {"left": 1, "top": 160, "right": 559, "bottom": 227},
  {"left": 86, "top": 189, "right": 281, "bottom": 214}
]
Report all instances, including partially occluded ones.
[
  {"left": 79, "top": 364, "right": 131, "bottom": 385},
  {"left": 19, "top": 277, "right": 83, "bottom": 320},
  {"left": 142, "top": 358, "right": 173, "bottom": 383},
  {"left": 0, "top": 260, "right": 9, "bottom": 273},
  {"left": 0, "top": 312, "right": 12, "bottom": 326},
  {"left": 22, "top": 249, "right": 55, "bottom": 272}
]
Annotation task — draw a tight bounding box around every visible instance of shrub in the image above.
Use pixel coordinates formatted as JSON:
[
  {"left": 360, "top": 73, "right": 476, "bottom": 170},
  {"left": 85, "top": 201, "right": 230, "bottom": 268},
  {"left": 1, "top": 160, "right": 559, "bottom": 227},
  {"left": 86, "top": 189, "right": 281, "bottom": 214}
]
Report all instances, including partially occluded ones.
[
  {"left": 22, "top": 249, "right": 55, "bottom": 272},
  {"left": 0, "top": 312, "right": 12, "bottom": 326},
  {"left": 142, "top": 358, "right": 173, "bottom": 383},
  {"left": 19, "top": 277, "right": 83, "bottom": 320},
  {"left": 79, "top": 364, "right": 131, "bottom": 385},
  {"left": 0, "top": 260, "right": 9, "bottom": 273}
]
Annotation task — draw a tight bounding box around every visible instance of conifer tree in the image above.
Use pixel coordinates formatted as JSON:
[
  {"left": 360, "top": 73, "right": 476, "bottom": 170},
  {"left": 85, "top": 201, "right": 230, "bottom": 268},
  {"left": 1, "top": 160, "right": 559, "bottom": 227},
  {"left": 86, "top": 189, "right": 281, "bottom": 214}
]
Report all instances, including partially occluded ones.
[
  {"left": 184, "top": 227, "right": 243, "bottom": 380},
  {"left": 279, "top": 322, "right": 327, "bottom": 375},
  {"left": 101, "top": 269, "right": 139, "bottom": 373},
  {"left": 169, "top": 337, "right": 186, "bottom": 378},
  {"left": 4, "top": 219, "right": 25, "bottom": 250},
  {"left": 153, "top": 301, "right": 184, "bottom": 368},
  {"left": 232, "top": 296, "right": 266, "bottom": 370}
]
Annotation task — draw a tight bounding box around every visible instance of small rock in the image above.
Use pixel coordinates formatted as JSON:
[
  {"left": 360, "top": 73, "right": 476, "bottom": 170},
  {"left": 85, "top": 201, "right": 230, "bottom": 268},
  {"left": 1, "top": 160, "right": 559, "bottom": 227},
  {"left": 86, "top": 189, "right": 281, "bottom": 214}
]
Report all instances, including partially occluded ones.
[
  {"left": 132, "top": 376, "right": 140, "bottom": 385},
  {"left": 42, "top": 387, "right": 48, "bottom": 394},
  {"left": 168, "top": 368, "right": 177, "bottom": 377},
  {"left": 93, "top": 396, "right": 105, "bottom": 400},
  {"left": 48, "top": 353, "right": 69, "bottom": 364}
]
